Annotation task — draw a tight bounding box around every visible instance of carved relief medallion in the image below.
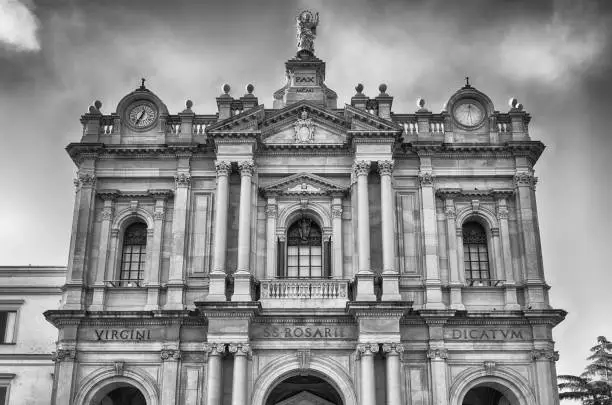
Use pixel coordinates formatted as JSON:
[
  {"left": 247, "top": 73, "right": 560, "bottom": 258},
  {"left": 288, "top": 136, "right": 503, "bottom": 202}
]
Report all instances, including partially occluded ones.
[{"left": 294, "top": 109, "right": 315, "bottom": 143}]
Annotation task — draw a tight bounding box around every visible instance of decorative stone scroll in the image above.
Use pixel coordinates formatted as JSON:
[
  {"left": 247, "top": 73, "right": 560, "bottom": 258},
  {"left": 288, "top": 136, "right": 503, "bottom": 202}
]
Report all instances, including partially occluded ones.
[
  {"left": 114, "top": 361, "right": 125, "bottom": 376},
  {"left": 496, "top": 206, "right": 509, "bottom": 220},
  {"left": 356, "top": 343, "right": 379, "bottom": 358},
  {"left": 483, "top": 361, "right": 496, "bottom": 375},
  {"left": 52, "top": 348, "right": 76, "bottom": 362},
  {"left": 174, "top": 173, "right": 192, "bottom": 188},
  {"left": 74, "top": 173, "right": 96, "bottom": 189},
  {"left": 265, "top": 204, "right": 278, "bottom": 218},
  {"left": 204, "top": 343, "right": 226, "bottom": 356},
  {"left": 531, "top": 349, "right": 559, "bottom": 362},
  {"left": 331, "top": 206, "right": 343, "bottom": 218},
  {"left": 153, "top": 208, "right": 165, "bottom": 220},
  {"left": 426, "top": 348, "right": 448, "bottom": 360},
  {"left": 228, "top": 343, "right": 252, "bottom": 357},
  {"left": 160, "top": 349, "right": 181, "bottom": 361},
  {"left": 382, "top": 343, "right": 405, "bottom": 356},
  {"left": 296, "top": 349, "right": 311, "bottom": 375},
  {"left": 101, "top": 207, "right": 114, "bottom": 221}
]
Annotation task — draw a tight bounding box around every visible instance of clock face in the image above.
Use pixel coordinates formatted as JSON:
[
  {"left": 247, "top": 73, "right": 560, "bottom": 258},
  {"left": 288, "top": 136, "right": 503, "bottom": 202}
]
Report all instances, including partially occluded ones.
[
  {"left": 453, "top": 101, "right": 485, "bottom": 128},
  {"left": 127, "top": 102, "right": 158, "bottom": 129}
]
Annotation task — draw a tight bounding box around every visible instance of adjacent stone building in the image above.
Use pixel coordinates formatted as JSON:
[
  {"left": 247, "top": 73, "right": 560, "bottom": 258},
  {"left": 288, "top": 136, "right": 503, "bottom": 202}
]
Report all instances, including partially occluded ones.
[
  {"left": 44, "top": 10, "right": 566, "bottom": 405},
  {"left": 0, "top": 266, "right": 64, "bottom": 405}
]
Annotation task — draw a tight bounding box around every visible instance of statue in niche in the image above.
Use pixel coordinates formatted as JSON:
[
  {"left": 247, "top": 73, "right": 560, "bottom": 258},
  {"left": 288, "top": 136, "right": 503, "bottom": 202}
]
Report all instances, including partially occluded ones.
[
  {"left": 293, "top": 109, "right": 315, "bottom": 143},
  {"left": 296, "top": 10, "right": 319, "bottom": 55}
]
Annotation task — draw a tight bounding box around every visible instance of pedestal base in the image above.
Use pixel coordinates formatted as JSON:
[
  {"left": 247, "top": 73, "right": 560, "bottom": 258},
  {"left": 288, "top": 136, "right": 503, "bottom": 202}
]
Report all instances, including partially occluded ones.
[
  {"left": 164, "top": 283, "right": 185, "bottom": 310},
  {"left": 449, "top": 284, "right": 465, "bottom": 310},
  {"left": 206, "top": 271, "right": 228, "bottom": 301},
  {"left": 144, "top": 285, "right": 160, "bottom": 311},
  {"left": 89, "top": 285, "right": 105, "bottom": 311},
  {"left": 231, "top": 271, "right": 254, "bottom": 302},
  {"left": 381, "top": 272, "right": 401, "bottom": 301},
  {"left": 424, "top": 281, "right": 445, "bottom": 310},
  {"left": 354, "top": 272, "right": 377, "bottom": 301}
]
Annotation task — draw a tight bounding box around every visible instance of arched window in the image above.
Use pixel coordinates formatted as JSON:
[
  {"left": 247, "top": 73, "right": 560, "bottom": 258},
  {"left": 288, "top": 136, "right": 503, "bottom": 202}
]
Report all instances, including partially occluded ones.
[
  {"left": 119, "top": 222, "right": 147, "bottom": 286},
  {"left": 462, "top": 221, "right": 490, "bottom": 286},
  {"left": 286, "top": 217, "right": 324, "bottom": 278}
]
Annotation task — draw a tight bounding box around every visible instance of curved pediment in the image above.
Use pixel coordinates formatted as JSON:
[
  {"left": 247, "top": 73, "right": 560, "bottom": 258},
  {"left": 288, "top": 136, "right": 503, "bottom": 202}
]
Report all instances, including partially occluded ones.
[{"left": 260, "top": 172, "right": 347, "bottom": 197}]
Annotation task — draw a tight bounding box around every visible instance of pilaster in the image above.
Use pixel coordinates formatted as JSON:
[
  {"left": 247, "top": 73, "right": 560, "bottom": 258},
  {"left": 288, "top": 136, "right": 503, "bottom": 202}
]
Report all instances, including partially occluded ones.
[
  {"left": 160, "top": 346, "right": 181, "bottom": 405},
  {"left": 90, "top": 190, "right": 118, "bottom": 311},
  {"left": 378, "top": 160, "right": 401, "bottom": 300},
  {"left": 145, "top": 190, "right": 170, "bottom": 310},
  {"left": 265, "top": 197, "right": 278, "bottom": 279},
  {"left": 353, "top": 160, "right": 375, "bottom": 301},
  {"left": 443, "top": 197, "right": 464, "bottom": 310},
  {"left": 331, "top": 196, "right": 344, "bottom": 279},
  {"left": 233, "top": 160, "right": 256, "bottom": 302},
  {"left": 495, "top": 193, "right": 520, "bottom": 310},
  {"left": 208, "top": 160, "right": 232, "bottom": 301}
]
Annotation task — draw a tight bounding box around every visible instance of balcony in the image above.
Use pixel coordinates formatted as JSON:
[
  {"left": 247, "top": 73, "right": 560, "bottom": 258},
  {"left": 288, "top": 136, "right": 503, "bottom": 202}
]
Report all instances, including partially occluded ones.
[{"left": 260, "top": 278, "right": 350, "bottom": 309}]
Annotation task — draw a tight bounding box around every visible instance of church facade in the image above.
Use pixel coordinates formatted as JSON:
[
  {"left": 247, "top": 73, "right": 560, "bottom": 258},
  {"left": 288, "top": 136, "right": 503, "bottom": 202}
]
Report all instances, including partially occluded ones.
[{"left": 44, "top": 10, "right": 565, "bottom": 405}]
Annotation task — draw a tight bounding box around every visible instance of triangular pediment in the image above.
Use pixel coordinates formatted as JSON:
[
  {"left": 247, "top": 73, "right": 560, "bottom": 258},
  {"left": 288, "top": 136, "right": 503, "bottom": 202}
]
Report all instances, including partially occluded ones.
[
  {"left": 262, "top": 101, "right": 348, "bottom": 146},
  {"left": 275, "top": 391, "right": 336, "bottom": 405},
  {"left": 206, "top": 105, "right": 265, "bottom": 134},
  {"left": 260, "top": 172, "right": 347, "bottom": 197},
  {"left": 344, "top": 104, "right": 403, "bottom": 133}
]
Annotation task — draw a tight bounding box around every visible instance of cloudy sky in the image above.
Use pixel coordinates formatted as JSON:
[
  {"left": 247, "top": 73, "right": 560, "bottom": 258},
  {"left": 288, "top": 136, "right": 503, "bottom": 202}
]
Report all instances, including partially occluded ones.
[{"left": 1, "top": 0, "right": 611, "bottom": 386}]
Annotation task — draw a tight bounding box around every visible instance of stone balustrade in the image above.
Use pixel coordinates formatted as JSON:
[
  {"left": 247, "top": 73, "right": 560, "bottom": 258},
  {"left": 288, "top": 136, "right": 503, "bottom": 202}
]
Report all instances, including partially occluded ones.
[{"left": 260, "top": 279, "right": 349, "bottom": 308}]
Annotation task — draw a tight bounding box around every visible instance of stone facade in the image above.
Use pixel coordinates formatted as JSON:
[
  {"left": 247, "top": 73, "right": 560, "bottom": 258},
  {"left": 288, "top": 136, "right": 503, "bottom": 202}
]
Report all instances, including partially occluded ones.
[
  {"left": 44, "top": 11, "right": 565, "bottom": 405},
  {"left": 0, "top": 266, "right": 64, "bottom": 405}
]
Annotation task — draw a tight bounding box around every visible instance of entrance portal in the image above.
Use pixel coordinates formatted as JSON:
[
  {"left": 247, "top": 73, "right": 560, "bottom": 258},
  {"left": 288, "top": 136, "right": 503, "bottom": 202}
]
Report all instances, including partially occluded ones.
[
  {"left": 266, "top": 375, "right": 343, "bottom": 405},
  {"left": 462, "top": 385, "right": 513, "bottom": 405},
  {"left": 94, "top": 385, "right": 146, "bottom": 405}
]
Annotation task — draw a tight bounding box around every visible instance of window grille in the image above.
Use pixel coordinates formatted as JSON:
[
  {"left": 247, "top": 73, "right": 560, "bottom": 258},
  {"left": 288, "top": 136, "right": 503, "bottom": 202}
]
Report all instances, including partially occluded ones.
[
  {"left": 119, "top": 222, "right": 147, "bottom": 286},
  {"left": 462, "top": 222, "right": 491, "bottom": 285}
]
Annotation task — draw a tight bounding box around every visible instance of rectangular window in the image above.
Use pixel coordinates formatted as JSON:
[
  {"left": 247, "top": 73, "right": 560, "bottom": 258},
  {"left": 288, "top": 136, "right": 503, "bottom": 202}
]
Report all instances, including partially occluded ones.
[
  {"left": 0, "top": 312, "right": 16, "bottom": 344},
  {"left": 0, "top": 386, "right": 6, "bottom": 405}
]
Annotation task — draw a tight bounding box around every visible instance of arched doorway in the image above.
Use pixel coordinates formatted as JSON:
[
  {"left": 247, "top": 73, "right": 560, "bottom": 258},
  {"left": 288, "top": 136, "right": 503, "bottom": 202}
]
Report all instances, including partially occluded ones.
[
  {"left": 91, "top": 382, "right": 146, "bottom": 405},
  {"left": 462, "top": 383, "right": 517, "bottom": 405},
  {"left": 266, "top": 374, "right": 344, "bottom": 405}
]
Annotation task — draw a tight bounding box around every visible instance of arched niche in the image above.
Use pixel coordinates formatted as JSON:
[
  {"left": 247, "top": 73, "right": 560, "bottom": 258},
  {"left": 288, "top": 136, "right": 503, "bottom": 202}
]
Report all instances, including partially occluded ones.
[
  {"left": 449, "top": 366, "right": 537, "bottom": 405},
  {"left": 73, "top": 367, "right": 159, "bottom": 405}
]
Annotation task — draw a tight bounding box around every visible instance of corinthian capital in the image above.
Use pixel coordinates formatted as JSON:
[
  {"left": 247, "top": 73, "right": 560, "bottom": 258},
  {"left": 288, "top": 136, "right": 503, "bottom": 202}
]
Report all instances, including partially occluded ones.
[
  {"left": 377, "top": 160, "right": 395, "bottom": 176},
  {"left": 418, "top": 171, "right": 435, "bottom": 187},
  {"left": 514, "top": 172, "right": 538, "bottom": 190},
  {"left": 265, "top": 204, "right": 278, "bottom": 218},
  {"left": 52, "top": 348, "right": 76, "bottom": 362},
  {"left": 228, "top": 343, "right": 252, "bottom": 356},
  {"left": 352, "top": 160, "right": 371, "bottom": 177},
  {"left": 174, "top": 173, "right": 192, "bottom": 188},
  {"left": 238, "top": 160, "right": 255, "bottom": 177},
  {"left": 75, "top": 172, "right": 96, "bottom": 189},
  {"left": 215, "top": 160, "right": 232, "bottom": 177}
]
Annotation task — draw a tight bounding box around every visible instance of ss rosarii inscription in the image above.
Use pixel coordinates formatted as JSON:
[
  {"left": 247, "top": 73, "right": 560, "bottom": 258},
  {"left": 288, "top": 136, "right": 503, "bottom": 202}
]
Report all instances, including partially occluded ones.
[{"left": 252, "top": 324, "right": 357, "bottom": 340}]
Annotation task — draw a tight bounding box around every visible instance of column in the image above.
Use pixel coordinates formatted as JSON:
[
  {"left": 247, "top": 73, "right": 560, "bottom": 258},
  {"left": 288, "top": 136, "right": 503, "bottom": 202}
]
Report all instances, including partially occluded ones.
[
  {"left": 233, "top": 160, "right": 255, "bottom": 301},
  {"left": 64, "top": 170, "right": 96, "bottom": 310},
  {"left": 166, "top": 170, "right": 191, "bottom": 309},
  {"left": 515, "top": 171, "right": 547, "bottom": 308},
  {"left": 532, "top": 349, "right": 560, "bottom": 405},
  {"left": 419, "top": 165, "right": 444, "bottom": 309},
  {"left": 90, "top": 192, "right": 117, "bottom": 310},
  {"left": 331, "top": 195, "right": 343, "bottom": 279},
  {"left": 496, "top": 196, "right": 520, "bottom": 309},
  {"left": 160, "top": 348, "right": 181, "bottom": 405},
  {"left": 444, "top": 198, "right": 464, "bottom": 310},
  {"left": 379, "top": 160, "right": 401, "bottom": 300},
  {"left": 265, "top": 197, "right": 278, "bottom": 279},
  {"left": 51, "top": 348, "right": 77, "bottom": 405},
  {"left": 205, "top": 343, "right": 225, "bottom": 405},
  {"left": 208, "top": 161, "right": 232, "bottom": 301},
  {"left": 427, "top": 348, "right": 449, "bottom": 405},
  {"left": 229, "top": 343, "right": 251, "bottom": 405},
  {"left": 145, "top": 194, "right": 168, "bottom": 310},
  {"left": 354, "top": 161, "right": 376, "bottom": 300},
  {"left": 383, "top": 343, "right": 404, "bottom": 405},
  {"left": 357, "top": 343, "right": 378, "bottom": 405}
]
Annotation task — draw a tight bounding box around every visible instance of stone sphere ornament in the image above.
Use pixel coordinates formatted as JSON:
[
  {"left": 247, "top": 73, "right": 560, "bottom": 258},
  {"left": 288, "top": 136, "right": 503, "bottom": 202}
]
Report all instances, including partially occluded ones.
[
  {"left": 355, "top": 83, "right": 364, "bottom": 94},
  {"left": 246, "top": 84, "right": 255, "bottom": 94},
  {"left": 417, "top": 98, "right": 426, "bottom": 109},
  {"left": 222, "top": 84, "right": 231, "bottom": 94},
  {"left": 379, "top": 83, "right": 387, "bottom": 94},
  {"left": 94, "top": 100, "right": 102, "bottom": 110},
  {"left": 186, "top": 100, "right": 193, "bottom": 109}
]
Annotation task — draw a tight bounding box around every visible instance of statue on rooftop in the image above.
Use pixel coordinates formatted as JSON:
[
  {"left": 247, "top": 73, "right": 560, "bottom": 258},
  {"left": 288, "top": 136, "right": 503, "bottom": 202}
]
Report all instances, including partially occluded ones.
[{"left": 296, "top": 10, "right": 319, "bottom": 55}]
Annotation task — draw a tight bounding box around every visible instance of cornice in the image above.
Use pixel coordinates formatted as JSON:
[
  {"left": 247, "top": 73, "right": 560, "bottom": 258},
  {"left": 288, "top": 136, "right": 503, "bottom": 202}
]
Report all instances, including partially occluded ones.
[
  {"left": 403, "top": 142, "right": 545, "bottom": 164},
  {"left": 259, "top": 143, "right": 349, "bottom": 152},
  {"left": 66, "top": 143, "right": 212, "bottom": 166}
]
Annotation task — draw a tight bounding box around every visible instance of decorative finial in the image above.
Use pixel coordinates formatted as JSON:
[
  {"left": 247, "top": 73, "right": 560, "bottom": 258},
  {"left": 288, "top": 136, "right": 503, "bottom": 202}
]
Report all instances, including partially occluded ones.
[
  {"left": 222, "top": 83, "right": 231, "bottom": 95},
  {"left": 296, "top": 10, "right": 319, "bottom": 56},
  {"left": 465, "top": 76, "right": 471, "bottom": 87},
  {"left": 355, "top": 83, "right": 364, "bottom": 95},
  {"left": 140, "top": 78, "right": 146, "bottom": 90},
  {"left": 516, "top": 103, "right": 524, "bottom": 111},
  {"left": 378, "top": 83, "right": 388, "bottom": 95},
  {"left": 509, "top": 98, "right": 518, "bottom": 108},
  {"left": 186, "top": 99, "right": 193, "bottom": 109},
  {"left": 417, "top": 98, "right": 426, "bottom": 109},
  {"left": 94, "top": 100, "right": 102, "bottom": 110},
  {"left": 246, "top": 83, "right": 254, "bottom": 94}
]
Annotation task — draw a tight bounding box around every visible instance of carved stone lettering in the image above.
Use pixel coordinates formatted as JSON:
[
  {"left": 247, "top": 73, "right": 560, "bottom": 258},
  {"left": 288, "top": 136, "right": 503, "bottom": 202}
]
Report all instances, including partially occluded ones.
[
  {"left": 93, "top": 329, "right": 152, "bottom": 341},
  {"left": 252, "top": 324, "right": 356, "bottom": 340},
  {"left": 445, "top": 327, "right": 530, "bottom": 341}
]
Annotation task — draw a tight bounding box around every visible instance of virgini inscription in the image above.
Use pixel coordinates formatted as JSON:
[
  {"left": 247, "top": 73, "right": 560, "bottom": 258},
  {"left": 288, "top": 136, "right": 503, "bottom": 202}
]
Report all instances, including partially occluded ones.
[{"left": 94, "top": 329, "right": 152, "bottom": 341}]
